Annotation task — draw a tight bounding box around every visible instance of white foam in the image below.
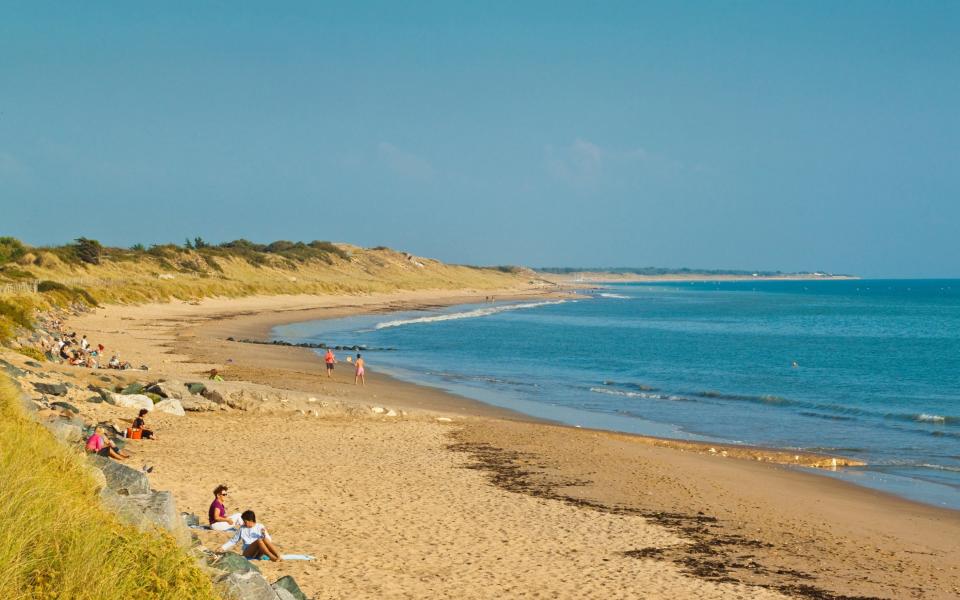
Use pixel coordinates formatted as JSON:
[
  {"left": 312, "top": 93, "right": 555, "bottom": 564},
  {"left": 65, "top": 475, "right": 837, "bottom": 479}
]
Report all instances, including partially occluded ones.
[
  {"left": 916, "top": 413, "right": 946, "bottom": 423},
  {"left": 374, "top": 300, "right": 568, "bottom": 330},
  {"left": 590, "top": 387, "right": 666, "bottom": 400},
  {"left": 598, "top": 293, "right": 630, "bottom": 299}
]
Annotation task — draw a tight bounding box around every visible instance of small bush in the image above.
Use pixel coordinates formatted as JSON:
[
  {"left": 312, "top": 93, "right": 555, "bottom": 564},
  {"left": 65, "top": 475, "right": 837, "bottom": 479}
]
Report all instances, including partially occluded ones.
[
  {"left": 74, "top": 238, "right": 103, "bottom": 265},
  {"left": 16, "top": 347, "right": 45, "bottom": 362},
  {"left": 0, "top": 237, "right": 26, "bottom": 265}
]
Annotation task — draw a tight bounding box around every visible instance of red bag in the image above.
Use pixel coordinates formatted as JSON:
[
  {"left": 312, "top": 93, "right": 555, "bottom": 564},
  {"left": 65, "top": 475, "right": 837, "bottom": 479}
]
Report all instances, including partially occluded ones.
[{"left": 127, "top": 428, "right": 143, "bottom": 440}]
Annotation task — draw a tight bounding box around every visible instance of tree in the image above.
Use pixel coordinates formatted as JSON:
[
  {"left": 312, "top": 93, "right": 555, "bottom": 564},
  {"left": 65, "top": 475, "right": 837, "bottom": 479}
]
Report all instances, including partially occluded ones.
[
  {"left": 193, "top": 236, "right": 209, "bottom": 249},
  {"left": 74, "top": 238, "right": 103, "bottom": 265},
  {"left": 184, "top": 238, "right": 194, "bottom": 249}
]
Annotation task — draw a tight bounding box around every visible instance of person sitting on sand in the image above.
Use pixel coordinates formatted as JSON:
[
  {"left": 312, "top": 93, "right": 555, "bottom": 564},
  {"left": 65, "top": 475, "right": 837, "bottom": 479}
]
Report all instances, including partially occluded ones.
[
  {"left": 209, "top": 484, "right": 242, "bottom": 531},
  {"left": 217, "top": 510, "right": 282, "bottom": 561},
  {"left": 132, "top": 408, "right": 157, "bottom": 440},
  {"left": 324, "top": 349, "right": 336, "bottom": 378},
  {"left": 208, "top": 368, "right": 224, "bottom": 382},
  {"left": 354, "top": 353, "right": 365, "bottom": 386},
  {"left": 85, "top": 426, "right": 130, "bottom": 460}
]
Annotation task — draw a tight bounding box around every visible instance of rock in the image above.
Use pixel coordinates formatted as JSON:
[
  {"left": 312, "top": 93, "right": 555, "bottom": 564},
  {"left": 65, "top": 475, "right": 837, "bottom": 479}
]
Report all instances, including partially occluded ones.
[
  {"left": 275, "top": 588, "right": 297, "bottom": 600},
  {"left": 211, "top": 552, "right": 261, "bottom": 574},
  {"left": 51, "top": 401, "right": 80, "bottom": 414},
  {"left": 99, "top": 375, "right": 112, "bottom": 383},
  {"left": 85, "top": 395, "right": 104, "bottom": 404},
  {"left": 102, "top": 489, "right": 191, "bottom": 548},
  {"left": 145, "top": 380, "right": 184, "bottom": 400},
  {"left": 201, "top": 389, "right": 226, "bottom": 404},
  {"left": 25, "top": 360, "right": 43, "bottom": 368},
  {"left": 185, "top": 382, "right": 207, "bottom": 395},
  {"left": 272, "top": 576, "right": 307, "bottom": 600},
  {"left": 45, "top": 418, "right": 85, "bottom": 443},
  {"left": 111, "top": 393, "right": 154, "bottom": 411},
  {"left": 0, "top": 359, "right": 26, "bottom": 378},
  {"left": 216, "top": 572, "right": 278, "bottom": 600},
  {"left": 86, "top": 464, "right": 108, "bottom": 493},
  {"left": 181, "top": 512, "right": 200, "bottom": 528},
  {"left": 153, "top": 398, "right": 185, "bottom": 416},
  {"left": 88, "top": 455, "right": 151, "bottom": 496},
  {"left": 121, "top": 382, "right": 145, "bottom": 395},
  {"left": 385, "top": 409, "right": 398, "bottom": 417},
  {"left": 180, "top": 397, "right": 219, "bottom": 412},
  {"left": 33, "top": 382, "right": 68, "bottom": 396},
  {"left": 371, "top": 406, "right": 385, "bottom": 414}
]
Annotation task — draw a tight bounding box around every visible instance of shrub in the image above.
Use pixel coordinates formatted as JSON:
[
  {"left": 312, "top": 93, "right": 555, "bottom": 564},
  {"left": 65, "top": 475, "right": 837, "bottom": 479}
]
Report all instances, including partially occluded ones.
[
  {"left": 74, "top": 238, "right": 103, "bottom": 265},
  {"left": 15, "top": 347, "right": 45, "bottom": 362},
  {"left": 0, "top": 237, "right": 26, "bottom": 265}
]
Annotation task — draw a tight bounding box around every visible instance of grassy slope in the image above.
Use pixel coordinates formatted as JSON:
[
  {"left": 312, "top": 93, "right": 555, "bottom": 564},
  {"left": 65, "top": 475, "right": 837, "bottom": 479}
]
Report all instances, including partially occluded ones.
[
  {"left": 0, "top": 376, "right": 217, "bottom": 599},
  {"left": 3, "top": 244, "right": 529, "bottom": 305}
]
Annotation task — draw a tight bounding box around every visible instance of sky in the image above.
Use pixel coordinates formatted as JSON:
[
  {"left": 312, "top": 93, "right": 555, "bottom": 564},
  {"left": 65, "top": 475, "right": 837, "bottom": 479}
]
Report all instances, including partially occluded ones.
[{"left": 1, "top": 2, "right": 958, "bottom": 277}]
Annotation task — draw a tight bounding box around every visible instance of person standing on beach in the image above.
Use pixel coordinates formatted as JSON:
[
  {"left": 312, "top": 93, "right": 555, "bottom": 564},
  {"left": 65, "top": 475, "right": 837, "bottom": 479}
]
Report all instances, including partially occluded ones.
[
  {"left": 354, "top": 353, "right": 365, "bottom": 386},
  {"left": 324, "top": 349, "right": 336, "bottom": 378}
]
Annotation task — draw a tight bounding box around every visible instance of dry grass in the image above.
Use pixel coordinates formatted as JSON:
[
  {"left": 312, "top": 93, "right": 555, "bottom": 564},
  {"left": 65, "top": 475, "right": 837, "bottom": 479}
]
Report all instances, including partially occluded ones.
[{"left": 0, "top": 376, "right": 218, "bottom": 599}]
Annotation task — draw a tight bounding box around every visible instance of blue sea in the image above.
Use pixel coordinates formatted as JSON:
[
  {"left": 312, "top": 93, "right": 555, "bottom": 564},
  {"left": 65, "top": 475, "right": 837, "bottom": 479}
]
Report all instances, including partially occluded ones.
[{"left": 272, "top": 280, "right": 960, "bottom": 509}]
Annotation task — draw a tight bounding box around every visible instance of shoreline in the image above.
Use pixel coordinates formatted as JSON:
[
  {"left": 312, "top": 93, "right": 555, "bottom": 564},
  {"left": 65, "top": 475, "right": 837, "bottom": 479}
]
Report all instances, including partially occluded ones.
[{"left": 62, "top": 289, "right": 960, "bottom": 598}]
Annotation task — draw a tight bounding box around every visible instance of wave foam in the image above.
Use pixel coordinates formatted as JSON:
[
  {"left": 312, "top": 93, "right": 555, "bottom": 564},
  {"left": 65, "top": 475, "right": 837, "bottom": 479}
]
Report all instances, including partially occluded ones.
[
  {"left": 598, "top": 293, "right": 630, "bottom": 299},
  {"left": 374, "top": 300, "right": 568, "bottom": 330}
]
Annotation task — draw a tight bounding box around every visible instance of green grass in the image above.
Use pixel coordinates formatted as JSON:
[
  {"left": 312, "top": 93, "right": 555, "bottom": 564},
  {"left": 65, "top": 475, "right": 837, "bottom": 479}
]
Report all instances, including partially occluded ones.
[{"left": 0, "top": 375, "right": 218, "bottom": 599}]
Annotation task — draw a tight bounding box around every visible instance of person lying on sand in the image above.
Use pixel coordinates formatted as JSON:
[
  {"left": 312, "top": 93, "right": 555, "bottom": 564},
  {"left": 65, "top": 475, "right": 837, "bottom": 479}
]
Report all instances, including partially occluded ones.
[
  {"left": 209, "top": 484, "right": 242, "bottom": 531},
  {"left": 85, "top": 426, "right": 131, "bottom": 460},
  {"left": 131, "top": 408, "right": 156, "bottom": 440},
  {"left": 217, "top": 510, "right": 283, "bottom": 561}
]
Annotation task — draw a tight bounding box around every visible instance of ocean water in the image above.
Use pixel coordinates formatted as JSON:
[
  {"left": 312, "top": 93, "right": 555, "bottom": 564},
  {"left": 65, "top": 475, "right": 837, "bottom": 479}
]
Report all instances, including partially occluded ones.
[{"left": 272, "top": 280, "right": 960, "bottom": 509}]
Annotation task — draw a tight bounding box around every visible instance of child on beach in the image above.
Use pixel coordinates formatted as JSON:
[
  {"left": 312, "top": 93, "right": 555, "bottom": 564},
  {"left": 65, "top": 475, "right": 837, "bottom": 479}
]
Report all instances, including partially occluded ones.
[
  {"left": 354, "top": 353, "right": 365, "bottom": 386},
  {"left": 131, "top": 408, "right": 156, "bottom": 440},
  {"left": 209, "top": 484, "right": 242, "bottom": 531},
  {"left": 217, "top": 510, "right": 283, "bottom": 561},
  {"left": 85, "top": 426, "right": 131, "bottom": 460},
  {"left": 324, "top": 349, "right": 336, "bottom": 378}
]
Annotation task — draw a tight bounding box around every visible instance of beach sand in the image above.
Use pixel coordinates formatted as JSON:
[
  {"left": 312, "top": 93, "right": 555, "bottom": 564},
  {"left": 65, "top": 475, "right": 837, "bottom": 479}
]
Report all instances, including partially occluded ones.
[{"left": 61, "top": 290, "right": 960, "bottom": 599}]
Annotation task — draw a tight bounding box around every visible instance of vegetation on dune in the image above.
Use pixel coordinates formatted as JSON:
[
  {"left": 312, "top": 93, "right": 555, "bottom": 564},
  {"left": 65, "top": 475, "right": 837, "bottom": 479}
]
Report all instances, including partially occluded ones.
[{"left": 0, "top": 376, "right": 217, "bottom": 599}]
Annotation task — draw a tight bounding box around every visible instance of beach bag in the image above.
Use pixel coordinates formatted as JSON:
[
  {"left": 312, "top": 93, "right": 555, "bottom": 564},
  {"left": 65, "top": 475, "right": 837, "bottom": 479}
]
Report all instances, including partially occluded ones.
[{"left": 127, "top": 427, "right": 143, "bottom": 440}]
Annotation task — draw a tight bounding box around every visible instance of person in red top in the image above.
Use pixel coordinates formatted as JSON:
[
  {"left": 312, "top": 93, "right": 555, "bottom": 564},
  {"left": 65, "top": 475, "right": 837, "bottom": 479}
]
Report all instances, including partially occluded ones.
[
  {"left": 209, "top": 484, "right": 242, "bottom": 531},
  {"left": 324, "top": 349, "right": 336, "bottom": 378}
]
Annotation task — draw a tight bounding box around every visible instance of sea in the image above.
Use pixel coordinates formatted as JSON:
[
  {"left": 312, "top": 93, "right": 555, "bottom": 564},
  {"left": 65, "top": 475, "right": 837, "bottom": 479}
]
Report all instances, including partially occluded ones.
[{"left": 272, "top": 279, "right": 960, "bottom": 510}]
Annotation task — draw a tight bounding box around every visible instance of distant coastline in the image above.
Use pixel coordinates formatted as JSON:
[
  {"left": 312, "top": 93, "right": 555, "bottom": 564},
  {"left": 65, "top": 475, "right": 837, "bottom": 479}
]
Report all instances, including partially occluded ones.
[{"left": 538, "top": 270, "right": 858, "bottom": 284}]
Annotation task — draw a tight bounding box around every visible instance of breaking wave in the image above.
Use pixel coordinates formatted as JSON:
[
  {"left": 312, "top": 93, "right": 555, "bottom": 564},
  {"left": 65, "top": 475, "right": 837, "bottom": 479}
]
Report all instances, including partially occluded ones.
[{"left": 374, "top": 300, "right": 568, "bottom": 330}]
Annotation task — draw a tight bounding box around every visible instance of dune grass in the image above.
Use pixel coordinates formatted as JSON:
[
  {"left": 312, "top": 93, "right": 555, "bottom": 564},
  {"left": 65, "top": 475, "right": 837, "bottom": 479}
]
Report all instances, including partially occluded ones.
[{"left": 0, "top": 375, "right": 218, "bottom": 599}]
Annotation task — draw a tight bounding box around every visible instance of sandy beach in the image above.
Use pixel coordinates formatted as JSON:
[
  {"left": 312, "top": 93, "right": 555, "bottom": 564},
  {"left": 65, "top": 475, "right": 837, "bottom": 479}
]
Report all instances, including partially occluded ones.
[{"left": 59, "top": 290, "right": 960, "bottom": 599}]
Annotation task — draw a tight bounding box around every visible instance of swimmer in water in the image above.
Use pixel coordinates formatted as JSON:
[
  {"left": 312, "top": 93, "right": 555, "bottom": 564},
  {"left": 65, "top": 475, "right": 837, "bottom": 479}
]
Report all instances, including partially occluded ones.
[{"left": 792, "top": 361, "right": 799, "bottom": 368}]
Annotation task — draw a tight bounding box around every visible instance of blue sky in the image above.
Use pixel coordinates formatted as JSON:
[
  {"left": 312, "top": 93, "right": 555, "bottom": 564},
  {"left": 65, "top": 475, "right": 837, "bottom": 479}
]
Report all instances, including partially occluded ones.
[{"left": 1, "top": 2, "right": 958, "bottom": 277}]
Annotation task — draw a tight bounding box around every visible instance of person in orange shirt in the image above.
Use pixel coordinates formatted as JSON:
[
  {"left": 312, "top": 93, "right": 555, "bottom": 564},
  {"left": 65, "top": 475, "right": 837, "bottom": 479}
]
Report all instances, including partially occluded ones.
[
  {"left": 354, "top": 353, "right": 365, "bottom": 386},
  {"left": 324, "top": 349, "right": 336, "bottom": 378}
]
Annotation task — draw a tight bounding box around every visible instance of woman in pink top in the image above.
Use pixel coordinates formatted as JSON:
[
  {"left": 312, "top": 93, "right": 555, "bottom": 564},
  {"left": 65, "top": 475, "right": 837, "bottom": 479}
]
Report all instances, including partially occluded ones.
[
  {"left": 85, "top": 427, "right": 130, "bottom": 460},
  {"left": 209, "top": 484, "right": 242, "bottom": 531}
]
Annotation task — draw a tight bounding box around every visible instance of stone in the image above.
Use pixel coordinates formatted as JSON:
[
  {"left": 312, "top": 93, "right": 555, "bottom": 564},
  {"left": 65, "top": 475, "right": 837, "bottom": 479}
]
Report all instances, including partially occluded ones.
[
  {"left": 25, "top": 360, "right": 43, "bottom": 368},
  {"left": 0, "top": 359, "right": 26, "bottom": 378},
  {"left": 385, "top": 409, "right": 398, "bottom": 417},
  {"left": 185, "top": 382, "right": 207, "bottom": 395},
  {"left": 88, "top": 455, "right": 151, "bottom": 496},
  {"left": 216, "top": 572, "right": 278, "bottom": 600},
  {"left": 153, "top": 398, "right": 185, "bottom": 416},
  {"left": 45, "top": 418, "right": 85, "bottom": 443},
  {"left": 180, "top": 397, "right": 219, "bottom": 412},
  {"left": 146, "top": 380, "right": 184, "bottom": 400},
  {"left": 121, "top": 382, "right": 145, "bottom": 395},
  {"left": 85, "top": 395, "right": 104, "bottom": 404},
  {"left": 211, "top": 552, "right": 261, "bottom": 574},
  {"left": 51, "top": 401, "right": 80, "bottom": 414},
  {"left": 371, "top": 406, "right": 385, "bottom": 414},
  {"left": 102, "top": 489, "right": 191, "bottom": 548},
  {"left": 33, "top": 382, "right": 68, "bottom": 396},
  {"left": 272, "top": 576, "right": 307, "bottom": 600},
  {"left": 99, "top": 375, "right": 113, "bottom": 383},
  {"left": 181, "top": 512, "right": 200, "bottom": 528},
  {"left": 111, "top": 393, "right": 154, "bottom": 411},
  {"left": 274, "top": 588, "right": 297, "bottom": 600},
  {"left": 201, "top": 389, "right": 226, "bottom": 404}
]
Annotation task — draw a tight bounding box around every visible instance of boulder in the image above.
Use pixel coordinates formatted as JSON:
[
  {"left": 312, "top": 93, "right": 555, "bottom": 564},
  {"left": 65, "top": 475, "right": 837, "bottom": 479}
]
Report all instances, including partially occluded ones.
[
  {"left": 0, "top": 359, "right": 26, "bottom": 378},
  {"left": 216, "top": 572, "right": 279, "bottom": 600},
  {"left": 146, "top": 381, "right": 184, "bottom": 400},
  {"left": 181, "top": 512, "right": 200, "bottom": 528},
  {"left": 25, "top": 360, "right": 43, "bottom": 368},
  {"left": 88, "top": 455, "right": 151, "bottom": 496},
  {"left": 85, "top": 395, "right": 104, "bottom": 404},
  {"left": 33, "top": 382, "right": 68, "bottom": 396},
  {"left": 272, "top": 576, "right": 307, "bottom": 600},
  {"left": 211, "top": 552, "right": 261, "bottom": 575},
  {"left": 111, "top": 393, "right": 154, "bottom": 411},
  {"left": 45, "top": 418, "right": 85, "bottom": 443},
  {"left": 51, "top": 401, "right": 80, "bottom": 414},
  {"left": 180, "top": 397, "right": 220, "bottom": 412},
  {"left": 102, "top": 489, "right": 191, "bottom": 548},
  {"left": 275, "top": 588, "right": 297, "bottom": 600},
  {"left": 153, "top": 398, "right": 185, "bottom": 417},
  {"left": 99, "top": 375, "right": 113, "bottom": 383},
  {"left": 201, "top": 388, "right": 226, "bottom": 405},
  {"left": 185, "top": 382, "right": 207, "bottom": 395},
  {"left": 121, "top": 382, "right": 145, "bottom": 395}
]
